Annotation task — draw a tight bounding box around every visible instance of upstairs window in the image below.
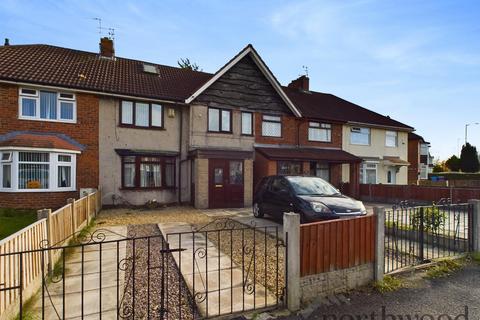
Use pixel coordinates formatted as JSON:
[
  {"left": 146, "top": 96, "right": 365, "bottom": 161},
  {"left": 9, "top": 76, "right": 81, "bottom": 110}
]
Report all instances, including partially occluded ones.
[
  {"left": 19, "top": 88, "right": 76, "bottom": 122},
  {"left": 120, "top": 100, "right": 164, "bottom": 129},
  {"left": 385, "top": 131, "right": 398, "bottom": 147},
  {"left": 350, "top": 127, "right": 370, "bottom": 145},
  {"left": 208, "top": 107, "right": 231, "bottom": 133},
  {"left": 308, "top": 122, "right": 332, "bottom": 142},
  {"left": 262, "top": 115, "right": 282, "bottom": 137},
  {"left": 241, "top": 112, "right": 253, "bottom": 135}
]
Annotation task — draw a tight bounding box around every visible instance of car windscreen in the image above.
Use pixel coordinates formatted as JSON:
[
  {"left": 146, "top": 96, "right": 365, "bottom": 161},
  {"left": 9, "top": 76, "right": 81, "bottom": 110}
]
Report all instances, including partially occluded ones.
[{"left": 286, "top": 177, "right": 340, "bottom": 196}]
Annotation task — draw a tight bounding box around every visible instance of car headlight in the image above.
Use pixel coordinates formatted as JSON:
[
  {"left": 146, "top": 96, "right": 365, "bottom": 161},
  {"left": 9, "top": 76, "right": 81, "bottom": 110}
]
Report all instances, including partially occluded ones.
[
  {"left": 311, "top": 202, "right": 333, "bottom": 214},
  {"left": 357, "top": 201, "right": 367, "bottom": 214}
]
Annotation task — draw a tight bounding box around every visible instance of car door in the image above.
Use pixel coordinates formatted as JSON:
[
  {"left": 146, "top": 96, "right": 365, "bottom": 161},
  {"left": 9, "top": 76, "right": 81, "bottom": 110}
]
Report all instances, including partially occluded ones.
[{"left": 268, "top": 177, "right": 294, "bottom": 219}]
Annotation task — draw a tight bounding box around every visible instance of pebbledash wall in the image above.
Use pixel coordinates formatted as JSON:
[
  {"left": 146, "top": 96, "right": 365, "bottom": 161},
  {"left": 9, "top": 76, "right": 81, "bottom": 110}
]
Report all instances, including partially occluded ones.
[{"left": 0, "top": 83, "right": 99, "bottom": 209}]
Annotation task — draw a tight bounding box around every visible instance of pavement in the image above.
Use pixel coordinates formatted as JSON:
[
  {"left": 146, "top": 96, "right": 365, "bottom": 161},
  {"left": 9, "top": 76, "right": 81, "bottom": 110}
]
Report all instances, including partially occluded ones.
[
  {"left": 157, "top": 222, "right": 276, "bottom": 318},
  {"left": 279, "top": 263, "right": 480, "bottom": 320},
  {"left": 30, "top": 225, "right": 128, "bottom": 320}
]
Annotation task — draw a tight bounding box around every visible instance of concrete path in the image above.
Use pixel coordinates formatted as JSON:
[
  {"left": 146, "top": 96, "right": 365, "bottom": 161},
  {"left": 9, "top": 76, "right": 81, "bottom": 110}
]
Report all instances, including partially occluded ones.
[
  {"left": 31, "top": 226, "right": 128, "bottom": 320},
  {"left": 158, "top": 222, "right": 277, "bottom": 318}
]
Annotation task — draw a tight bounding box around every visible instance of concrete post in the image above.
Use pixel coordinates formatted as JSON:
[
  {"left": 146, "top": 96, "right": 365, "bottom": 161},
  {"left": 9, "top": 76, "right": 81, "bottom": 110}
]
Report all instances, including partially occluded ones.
[
  {"left": 468, "top": 199, "right": 480, "bottom": 252},
  {"left": 67, "top": 198, "right": 77, "bottom": 233},
  {"left": 283, "top": 212, "right": 301, "bottom": 312},
  {"left": 374, "top": 207, "right": 385, "bottom": 281}
]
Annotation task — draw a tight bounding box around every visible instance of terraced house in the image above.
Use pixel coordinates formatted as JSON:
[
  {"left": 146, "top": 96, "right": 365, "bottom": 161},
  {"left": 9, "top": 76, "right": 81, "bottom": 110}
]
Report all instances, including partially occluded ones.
[{"left": 0, "top": 37, "right": 414, "bottom": 209}]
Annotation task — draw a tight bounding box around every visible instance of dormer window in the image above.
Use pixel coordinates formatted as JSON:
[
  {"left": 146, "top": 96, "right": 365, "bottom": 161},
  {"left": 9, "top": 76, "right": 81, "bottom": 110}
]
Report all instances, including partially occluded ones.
[{"left": 19, "top": 88, "right": 76, "bottom": 123}]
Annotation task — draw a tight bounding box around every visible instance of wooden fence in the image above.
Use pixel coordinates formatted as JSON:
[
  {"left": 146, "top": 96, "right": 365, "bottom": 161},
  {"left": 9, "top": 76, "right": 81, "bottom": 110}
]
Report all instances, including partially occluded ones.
[
  {"left": 300, "top": 215, "right": 376, "bottom": 277},
  {"left": 359, "top": 184, "right": 480, "bottom": 203},
  {"left": 0, "top": 190, "right": 101, "bottom": 319}
]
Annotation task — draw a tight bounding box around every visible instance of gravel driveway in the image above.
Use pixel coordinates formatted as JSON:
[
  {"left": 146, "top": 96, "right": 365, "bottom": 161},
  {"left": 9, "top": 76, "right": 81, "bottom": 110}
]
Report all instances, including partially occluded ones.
[{"left": 281, "top": 263, "right": 480, "bottom": 320}]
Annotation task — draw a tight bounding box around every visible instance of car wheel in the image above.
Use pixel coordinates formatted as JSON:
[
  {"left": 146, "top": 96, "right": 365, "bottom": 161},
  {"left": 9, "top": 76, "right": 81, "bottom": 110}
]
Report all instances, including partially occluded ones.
[{"left": 253, "top": 202, "right": 264, "bottom": 218}]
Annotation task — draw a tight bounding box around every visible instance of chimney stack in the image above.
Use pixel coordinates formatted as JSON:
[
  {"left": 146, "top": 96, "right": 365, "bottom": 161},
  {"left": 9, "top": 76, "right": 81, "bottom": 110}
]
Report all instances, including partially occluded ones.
[
  {"left": 288, "top": 75, "right": 309, "bottom": 92},
  {"left": 99, "top": 37, "right": 114, "bottom": 58},
  {"left": 4, "top": 38, "right": 10, "bottom": 46}
]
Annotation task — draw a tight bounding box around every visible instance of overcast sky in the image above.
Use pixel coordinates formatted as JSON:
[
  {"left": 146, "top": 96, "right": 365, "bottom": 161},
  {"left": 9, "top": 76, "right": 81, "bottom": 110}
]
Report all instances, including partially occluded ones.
[{"left": 1, "top": 0, "right": 479, "bottom": 160}]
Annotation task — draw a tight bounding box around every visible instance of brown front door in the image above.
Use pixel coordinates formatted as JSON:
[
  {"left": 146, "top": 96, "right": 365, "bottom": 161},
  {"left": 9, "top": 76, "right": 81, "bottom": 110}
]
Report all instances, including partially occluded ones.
[{"left": 209, "top": 159, "right": 244, "bottom": 208}]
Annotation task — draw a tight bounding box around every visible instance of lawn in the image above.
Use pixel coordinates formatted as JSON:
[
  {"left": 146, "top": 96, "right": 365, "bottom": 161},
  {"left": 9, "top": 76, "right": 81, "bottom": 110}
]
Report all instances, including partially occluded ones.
[{"left": 0, "top": 208, "right": 37, "bottom": 240}]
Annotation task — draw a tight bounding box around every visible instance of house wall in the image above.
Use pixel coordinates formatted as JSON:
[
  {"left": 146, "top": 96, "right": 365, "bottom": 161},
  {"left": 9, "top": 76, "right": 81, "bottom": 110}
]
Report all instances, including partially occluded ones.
[
  {"left": 341, "top": 125, "right": 409, "bottom": 185},
  {"left": 408, "top": 139, "right": 420, "bottom": 184},
  {"left": 189, "top": 104, "right": 255, "bottom": 151},
  {"left": 0, "top": 83, "right": 99, "bottom": 209},
  {"left": 98, "top": 98, "right": 181, "bottom": 206}
]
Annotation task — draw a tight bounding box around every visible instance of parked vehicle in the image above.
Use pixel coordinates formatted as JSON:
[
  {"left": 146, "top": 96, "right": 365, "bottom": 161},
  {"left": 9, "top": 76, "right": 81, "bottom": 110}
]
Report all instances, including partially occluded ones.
[{"left": 253, "top": 175, "right": 367, "bottom": 223}]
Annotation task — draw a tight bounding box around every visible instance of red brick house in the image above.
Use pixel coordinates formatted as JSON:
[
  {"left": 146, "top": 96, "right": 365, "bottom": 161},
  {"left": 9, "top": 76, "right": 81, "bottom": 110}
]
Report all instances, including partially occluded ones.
[{"left": 0, "top": 39, "right": 415, "bottom": 209}]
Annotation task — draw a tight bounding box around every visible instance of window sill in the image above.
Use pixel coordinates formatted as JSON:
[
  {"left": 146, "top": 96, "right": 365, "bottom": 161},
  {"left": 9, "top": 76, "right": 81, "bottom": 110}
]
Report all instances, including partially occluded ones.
[
  {"left": 308, "top": 139, "right": 332, "bottom": 143},
  {"left": 120, "top": 187, "right": 176, "bottom": 191},
  {"left": 0, "top": 189, "right": 76, "bottom": 193},
  {"left": 207, "top": 130, "right": 233, "bottom": 134},
  {"left": 18, "top": 116, "right": 77, "bottom": 124},
  {"left": 118, "top": 124, "right": 165, "bottom": 131}
]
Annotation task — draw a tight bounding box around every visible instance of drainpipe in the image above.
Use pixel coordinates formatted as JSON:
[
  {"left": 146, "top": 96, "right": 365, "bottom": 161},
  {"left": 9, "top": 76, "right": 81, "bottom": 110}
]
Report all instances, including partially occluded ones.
[
  {"left": 178, "top": 107, "right": 183, "bottom": 204},
  {"left": 296, "top": 118, "right": 301, "bottom": 148}
]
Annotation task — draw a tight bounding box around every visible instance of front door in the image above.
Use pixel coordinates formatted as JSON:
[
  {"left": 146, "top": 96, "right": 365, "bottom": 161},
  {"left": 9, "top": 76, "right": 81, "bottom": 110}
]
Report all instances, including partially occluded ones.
[
  {"left": 209, "top": 159, "right": 244, "bottom": 208},
  {"left": 387, "top": 167, "right": 397, "bottom": 184}
]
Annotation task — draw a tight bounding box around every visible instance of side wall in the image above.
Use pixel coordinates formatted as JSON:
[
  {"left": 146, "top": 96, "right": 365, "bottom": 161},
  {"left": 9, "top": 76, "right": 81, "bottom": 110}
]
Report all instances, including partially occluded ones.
[
  {"left": 408, "top": 139, "right": 420, "bottom": 184},
  {"left": 98, "top": 98, "right": 180, "bottom": 206},
  {"left": 0, "top": 83, "right": 99, "bottom": 209}
]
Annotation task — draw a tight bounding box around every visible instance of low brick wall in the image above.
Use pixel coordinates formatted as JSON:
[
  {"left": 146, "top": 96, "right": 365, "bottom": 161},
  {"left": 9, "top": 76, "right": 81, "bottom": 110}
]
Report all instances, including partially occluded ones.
[{"left": 300, "top": 262, "right": 374, "bottom": 303}]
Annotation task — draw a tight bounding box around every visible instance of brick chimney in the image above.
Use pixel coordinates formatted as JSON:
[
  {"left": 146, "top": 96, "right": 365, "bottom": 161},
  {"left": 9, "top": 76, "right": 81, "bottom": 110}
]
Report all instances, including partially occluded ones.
[
  {"left": 4, "top": 38, "right": 10, "bottom": 46},
  {"left": 99, "top": 37, "right": 114, "bottom": 58},
  {"left": 288, "top": 75, "right": 309, "bottom": 92}
]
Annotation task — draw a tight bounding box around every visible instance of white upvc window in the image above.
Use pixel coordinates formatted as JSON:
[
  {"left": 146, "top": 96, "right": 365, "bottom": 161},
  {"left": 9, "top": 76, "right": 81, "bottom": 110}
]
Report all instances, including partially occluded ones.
[
  {"left": 0, "top": 150, "right": 77, "bottom": 192},
  {"left": 241, "top": 112, "right": 253, "bottom": 135},
  {"left": 350, "top": 127, "right": 370, "bottom": 145},
  {"left": 308, "top": 122, "right": 332, "bottom": 142},
  {"left": 19, "top": 88, "right": 76, "bottom": 123},
  {"left": 262, "top": 115, "right": 282, "bottom": 137},
  {"left": 360, "top": 162, "right": 377, "bottom": 184},
  {"left": 385, "top": 130, "right": 398, "bottom": 147}
]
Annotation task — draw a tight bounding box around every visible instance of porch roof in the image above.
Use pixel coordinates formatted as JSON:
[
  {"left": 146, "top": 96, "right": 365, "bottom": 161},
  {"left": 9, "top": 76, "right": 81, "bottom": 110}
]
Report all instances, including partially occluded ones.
[{"left": 255, "top": 147, "right": 361, "bottom": 163}]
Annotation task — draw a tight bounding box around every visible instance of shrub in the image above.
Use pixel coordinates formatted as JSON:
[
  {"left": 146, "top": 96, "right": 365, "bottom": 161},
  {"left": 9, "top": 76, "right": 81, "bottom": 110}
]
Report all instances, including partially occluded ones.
[
  {"left": 460, "top": 143, "right": 480, "bottom": 173},
  {"left": 410, "top": 206, "right": 446, "bottom": 234}
]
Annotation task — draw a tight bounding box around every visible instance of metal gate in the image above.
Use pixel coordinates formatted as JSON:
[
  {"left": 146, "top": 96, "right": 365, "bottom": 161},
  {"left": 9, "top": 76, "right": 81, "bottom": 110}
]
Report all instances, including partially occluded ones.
[
  {"left": 0, "top": 219, "right": 286, "bottom": 319},
  {"left": 384, "top": 202, "right": 473, "bottom": 273}
]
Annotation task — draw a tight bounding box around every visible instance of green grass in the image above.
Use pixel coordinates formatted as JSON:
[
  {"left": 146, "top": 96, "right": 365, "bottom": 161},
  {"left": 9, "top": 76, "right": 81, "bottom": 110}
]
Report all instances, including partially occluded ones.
[
  {"left": 425, "top": 259, "right": 463, "bottom": 279},
  {"left": 373, "top": 275, "right": 403, "bottom": 293},
  {"left": 0, "top": 208, "right": 37, "bottom": 240}
]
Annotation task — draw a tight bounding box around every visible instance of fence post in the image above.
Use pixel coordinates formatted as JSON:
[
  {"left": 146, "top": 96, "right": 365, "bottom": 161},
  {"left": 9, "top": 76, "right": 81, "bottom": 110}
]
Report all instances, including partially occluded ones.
[
  {"left": 418, "top": 207, "right": 425, "bottom": 261},
  {"left": 468, "top": 199, "right": 480, "bottom": 252},
  {"left": 37, "top": 208, "right": 53, "bottom": 274},
  {"left": 374, "top": 207, "right": 385, "bottom": 281},
  {"left": 67, "top": 198, "right": 77, "bottom": 233},
  {"left": 283, "top": 212, "right": 300, "bottom": 312}
]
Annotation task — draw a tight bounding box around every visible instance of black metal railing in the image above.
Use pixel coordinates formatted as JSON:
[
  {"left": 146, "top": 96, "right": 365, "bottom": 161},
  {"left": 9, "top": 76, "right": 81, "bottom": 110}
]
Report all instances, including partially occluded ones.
[
  {"left": 384, "top": 203, "right": 473, "bottom": 273},
  {"left": 1, "top": 220, "right": 286, "bottom": 320}
]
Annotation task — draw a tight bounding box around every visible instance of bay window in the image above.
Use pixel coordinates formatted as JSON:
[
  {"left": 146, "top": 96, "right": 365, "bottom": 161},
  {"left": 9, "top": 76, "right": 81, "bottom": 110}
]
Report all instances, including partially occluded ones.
[
  {"left": 262, "top": 115, "right": 282, "bottom": 137},
  {"left": 0, "top": 150, "right": 77, "bottom": 192},
  {"left": 208, "top": 107, "right": 231, "bottom": 133},
  {"left": 121, "top": 155, "right": 176, "bottom": 189},
  {"left": 120, "top": 100, "right": 164, "bottom": 129},
  {"left": 19, "top": 88, "right": 76, "bottom": 122},
  {"left": 308, "top": 122, "right": 331, "bottom": 142}
]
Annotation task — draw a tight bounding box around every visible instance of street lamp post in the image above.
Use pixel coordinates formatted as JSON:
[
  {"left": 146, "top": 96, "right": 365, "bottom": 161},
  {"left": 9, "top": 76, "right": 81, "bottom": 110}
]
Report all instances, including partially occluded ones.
[{"left": 465, "top": 122, "right": 479, "bottom": 144}]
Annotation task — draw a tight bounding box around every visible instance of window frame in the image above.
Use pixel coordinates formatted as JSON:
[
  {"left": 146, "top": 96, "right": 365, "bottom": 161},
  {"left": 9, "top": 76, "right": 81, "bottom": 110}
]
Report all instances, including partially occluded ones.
[
  {"left": 0, "top": 150, "right": 77, "bottom": 192},
  {"left": 119, "top": 100, "right": 165, "bottom": 130},
  {"left": 359, "top": 162, "right": 378, "bottom": 184},
  {"left": 350, "top": 127, "right": 371, "bottom": 145},
  {"left": 120, "top": 155, "right": 176, "bottom": 190},
  {"left": 241, "top": 111, "right": 253, "bottom": 136},
  {"left": 385, "top": 130, "right": 398, "bottom": 147},
  {"left": 207, "top": 107, "right": 232, "bottom": 133},
  {"left": 18, "top": 88, "right": 77, "bottom": 123},
  {"left": 277, "top": 161, "right": 303, "bottom": 175},
  {"left": 308, "top": 122, "right": 332, "bottom": 142},
  {"left": 261, "top": 114, "right": 282, "bottom": 137}
]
